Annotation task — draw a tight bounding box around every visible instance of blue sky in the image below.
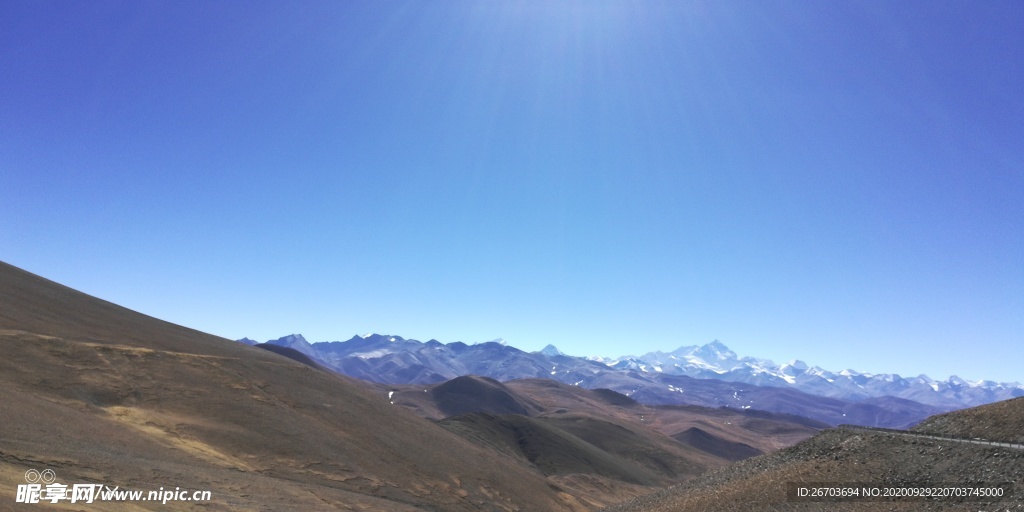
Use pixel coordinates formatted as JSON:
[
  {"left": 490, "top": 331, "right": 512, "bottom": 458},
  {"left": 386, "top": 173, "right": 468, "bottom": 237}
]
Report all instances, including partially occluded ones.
[{"left": 2, "top": 1, "right": 1021, "bottom": 383}]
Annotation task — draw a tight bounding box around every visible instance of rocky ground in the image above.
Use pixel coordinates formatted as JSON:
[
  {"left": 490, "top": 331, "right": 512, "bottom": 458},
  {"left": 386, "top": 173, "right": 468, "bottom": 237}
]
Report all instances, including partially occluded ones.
[
  {"left": 602, "top": 428, "right": 1024, "bottom": 511},
  {"left": 913, "top": 397, "right": 1024, "bottom": 444}
]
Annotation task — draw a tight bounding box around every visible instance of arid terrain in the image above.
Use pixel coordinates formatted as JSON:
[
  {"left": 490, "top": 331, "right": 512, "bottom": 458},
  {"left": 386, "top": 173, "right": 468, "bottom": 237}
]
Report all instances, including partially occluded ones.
[
  {"left": 912, "top": 396, "right": 1024, "bottom": 444},
  {"left": 603, "top": 401, "right": 1024, "bottom": 511},
  {"left": 0, "top": 261, "right": 597, "bottom": 510},
  {"left": 0, "top": 261, "right": 823, "bottom": 510}
]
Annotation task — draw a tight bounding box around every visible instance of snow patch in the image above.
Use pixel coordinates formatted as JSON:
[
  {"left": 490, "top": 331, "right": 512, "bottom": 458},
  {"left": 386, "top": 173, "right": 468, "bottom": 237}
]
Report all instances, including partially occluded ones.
[{"left": 354, "top": 349, "right": 392, "bottom": 359}]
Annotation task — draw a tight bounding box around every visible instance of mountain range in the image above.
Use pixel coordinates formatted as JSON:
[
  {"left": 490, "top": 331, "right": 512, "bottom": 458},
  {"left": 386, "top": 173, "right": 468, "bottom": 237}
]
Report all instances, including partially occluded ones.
[
  {"left": 249, "top": 334, "right": 1021, "bottom": 411},
  {"left": 606, "top": 340, "right": 1024, "bottom": 408},
  {"left": 241, "top": 333, "right": 1015, "bottom": 429}
]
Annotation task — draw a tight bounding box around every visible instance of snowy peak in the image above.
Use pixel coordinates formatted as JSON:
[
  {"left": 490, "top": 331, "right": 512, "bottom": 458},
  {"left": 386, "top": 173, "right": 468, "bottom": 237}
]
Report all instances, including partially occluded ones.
[
  {"left": 538, "top": 344, "right": 563, "bottom": 357},
  {"left": 786, "top": 359, "right": 809, "bottom": 371},
  {"left": 604, "top": 340, "right": 1024, "bottom": 409},
  {"left": 776, "top": 360, "right": 809, "bottom": 378},
  {"left": 351, "top": 333, "right": 404, "bottom": 343},
  {"left": 690, "top": 340, "right": 738, "bottom": 363}
]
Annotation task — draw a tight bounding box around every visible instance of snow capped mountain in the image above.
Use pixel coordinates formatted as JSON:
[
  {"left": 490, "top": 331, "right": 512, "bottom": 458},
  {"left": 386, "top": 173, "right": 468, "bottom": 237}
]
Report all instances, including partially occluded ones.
[
  {"left": 619, "top": 341, "right": 1023, "bottom": 408},
  {"left": 239, "top": 333, "right": 1021, "bottom": 421},
  {"left": 781, "top": 360, "right": 808, "bottom": 373},
  {"left": 690, "top": 339, "right": 738, "bottom": 363},
  {"left": 537, "top": 344, "right": 563, "bottom": 357}
]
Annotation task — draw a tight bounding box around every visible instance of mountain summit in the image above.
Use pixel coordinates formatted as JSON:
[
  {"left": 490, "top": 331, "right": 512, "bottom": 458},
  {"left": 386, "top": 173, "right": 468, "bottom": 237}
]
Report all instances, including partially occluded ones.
[
  {"left": 689, "top": 339, "right": 738, "bottom": 362},
  {"left": 268, "top": 333, "right": 315, "bottom": 356},
  {"left": 539, "top": 344, "right": 563, "bottom": 357}
]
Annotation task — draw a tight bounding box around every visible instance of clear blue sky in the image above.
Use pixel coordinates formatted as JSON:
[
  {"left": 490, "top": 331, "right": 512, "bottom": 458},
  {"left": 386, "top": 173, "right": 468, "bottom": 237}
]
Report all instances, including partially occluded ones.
[{"left": 2, "top": 1, "right": 1021, "bottom": 383}]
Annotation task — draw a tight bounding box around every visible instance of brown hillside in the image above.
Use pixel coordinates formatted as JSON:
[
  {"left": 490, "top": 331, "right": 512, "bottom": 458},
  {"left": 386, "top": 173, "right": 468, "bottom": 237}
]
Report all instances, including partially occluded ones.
[
  {"left": 603, "top": 426, "right": 1024, "bottom": 511},
  {"left": 0, "top": 261, "right": 592, "bottom": 511},
  {"left": 671, "top": 427, "right": 761, "bottom": 461},
  {"left": 507, "top": 379, "right": 823, "bottom": 454},
  {"left": 360, "top": 347, "right": 826, "bottom": 507},
  {"left": 912, "top": 396, "right": 1024, "bottom": 443},
  {"left": 431, "top": 375, "right": 544, "bottom": 417}
]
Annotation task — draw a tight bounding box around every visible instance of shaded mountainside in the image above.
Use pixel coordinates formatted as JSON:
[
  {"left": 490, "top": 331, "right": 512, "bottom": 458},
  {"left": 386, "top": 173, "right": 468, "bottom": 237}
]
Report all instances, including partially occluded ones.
[
  {"left": 439, "top": 413, "right": 669, "bottom": 486},
  {"left": 504, "top": 379, "right": 830, "bottom": 452},
  {"left": 591, "top": 388, "right": 640, "bottom": 407},
  {"left": 671, "top": 428, "right": 761, "bottom": 461},
  {"left": 430, "top": 375, "right": 544, "bottom": 417},
  {"left": 912, "top": 396, "right": 1024, "bottom": 443},
  {"left": 255, "top": 343, "right": 331, "bottom": 372},
  {"left": 381, "top": 376, "right": 824, "bottom": 459},
  {"left": 0, "top": 261, "right": 599, "bottom": 511},
  {"left": 603, "top": 398, "right": 1024, "bottom": 512},
  {"left": 435, "top": 409, "right": 733, "bottom": 508},
  {"left": 378, "top": 375, "right": 824, "bottom": 495}
]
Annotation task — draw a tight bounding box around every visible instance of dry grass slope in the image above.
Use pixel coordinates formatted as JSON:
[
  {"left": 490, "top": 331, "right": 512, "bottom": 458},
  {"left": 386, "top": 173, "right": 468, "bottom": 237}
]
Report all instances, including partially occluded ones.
[
  {"left": 0, "top": 261, "right": 593, "bottom": 511},
  {"left": 912, "top": 396, "right": 1024, "bottom": 443},
  {"left": 603, "top": 410, "right": 1024, "bottom": 512}
]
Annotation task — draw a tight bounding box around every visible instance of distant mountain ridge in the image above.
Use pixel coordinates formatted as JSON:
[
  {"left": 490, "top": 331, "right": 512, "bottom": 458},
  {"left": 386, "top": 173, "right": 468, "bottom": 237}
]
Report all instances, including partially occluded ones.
[
  {"left": 253, "top": 334, "right": 1021, "bottom": 410},
  {"left": 599, "top": 340, "right": 1024, "bottom": 409},
  {"left": 238, "top": 334, "right": 994, "bottom": 428}
]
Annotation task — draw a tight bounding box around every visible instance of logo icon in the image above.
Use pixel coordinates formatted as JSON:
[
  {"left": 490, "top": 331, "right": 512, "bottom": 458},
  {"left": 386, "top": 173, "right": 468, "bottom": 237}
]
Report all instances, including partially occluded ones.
[{"left": 24, "top": 469, "right": 56, "bottom": 484}]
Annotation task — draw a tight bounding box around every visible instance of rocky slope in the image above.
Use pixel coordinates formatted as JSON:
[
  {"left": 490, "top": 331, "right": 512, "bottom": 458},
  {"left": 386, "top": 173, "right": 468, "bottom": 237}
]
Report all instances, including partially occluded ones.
[
  {"left": 912, "top": 396, "right": 1024, "bottom": 443},
  {"left": 602, "top": 398, "right": 1024, "bottom": 511}
]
